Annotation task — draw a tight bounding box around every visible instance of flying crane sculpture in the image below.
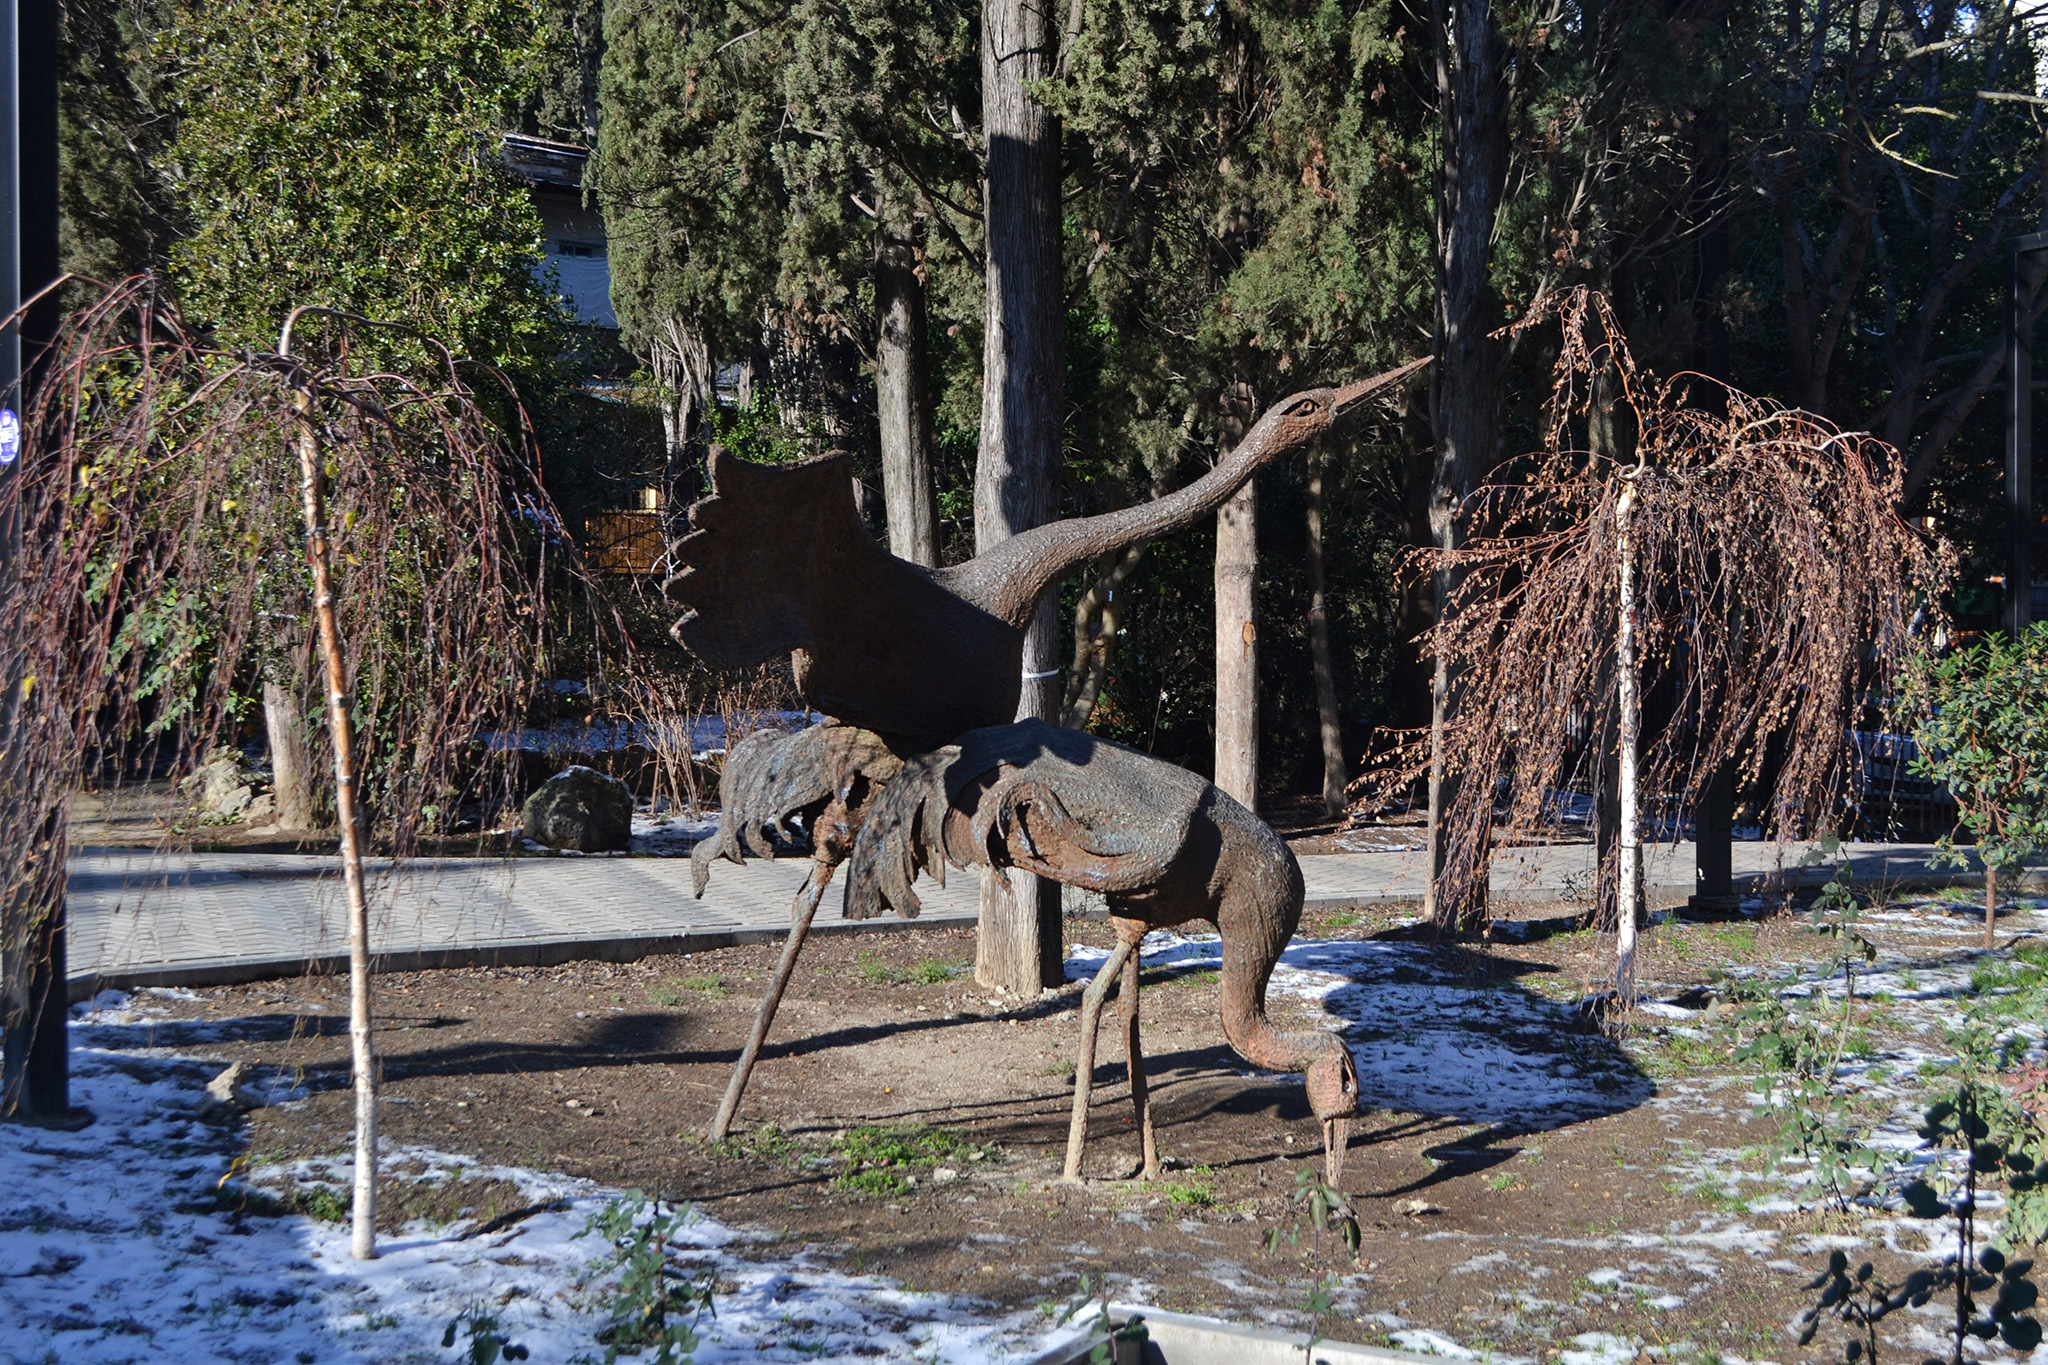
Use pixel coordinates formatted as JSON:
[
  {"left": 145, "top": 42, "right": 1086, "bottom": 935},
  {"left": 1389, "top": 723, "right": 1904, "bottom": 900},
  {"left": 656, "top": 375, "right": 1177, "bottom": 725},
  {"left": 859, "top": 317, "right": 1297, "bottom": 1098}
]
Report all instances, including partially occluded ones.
[{"left": 669, "top": 358, "right": 1424, "bottom": 1182}]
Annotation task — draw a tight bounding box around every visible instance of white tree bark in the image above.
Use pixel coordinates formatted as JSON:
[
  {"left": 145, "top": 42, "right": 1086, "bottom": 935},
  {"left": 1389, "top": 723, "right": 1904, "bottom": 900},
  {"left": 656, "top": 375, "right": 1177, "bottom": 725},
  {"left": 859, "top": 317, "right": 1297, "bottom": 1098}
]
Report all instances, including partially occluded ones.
[
  {"left": 1614, "top": 476, "right": 1643, "bottom": 1008},
  {"left": 291, "top": 387, "right": 379, "bottom": 1260}
]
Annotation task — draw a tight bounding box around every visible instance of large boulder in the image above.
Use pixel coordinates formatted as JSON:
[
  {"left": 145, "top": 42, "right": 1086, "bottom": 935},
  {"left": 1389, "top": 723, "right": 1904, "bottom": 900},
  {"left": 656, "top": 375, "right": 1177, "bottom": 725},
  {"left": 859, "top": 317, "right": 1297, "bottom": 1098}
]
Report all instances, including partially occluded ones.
[
  {"left": 180, "top": 748, "right": 269, "bottom": 822},
  {"left": 522, "top": 765, "right": 633, "bottom": 852}
]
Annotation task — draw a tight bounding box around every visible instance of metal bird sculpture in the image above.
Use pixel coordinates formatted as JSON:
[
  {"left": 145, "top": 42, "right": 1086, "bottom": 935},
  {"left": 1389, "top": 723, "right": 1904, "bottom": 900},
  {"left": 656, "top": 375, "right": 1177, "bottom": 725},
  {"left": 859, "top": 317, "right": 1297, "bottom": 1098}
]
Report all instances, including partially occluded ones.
[
  {"left": 664, "top": 359, "right": 1427, "bottom": 749},
  {"left": 675, "top": 360, "right": 1426, "bottom": 1182},
  {"left": 848, "top": 719, "right": 1361, "bottom": 1182}
]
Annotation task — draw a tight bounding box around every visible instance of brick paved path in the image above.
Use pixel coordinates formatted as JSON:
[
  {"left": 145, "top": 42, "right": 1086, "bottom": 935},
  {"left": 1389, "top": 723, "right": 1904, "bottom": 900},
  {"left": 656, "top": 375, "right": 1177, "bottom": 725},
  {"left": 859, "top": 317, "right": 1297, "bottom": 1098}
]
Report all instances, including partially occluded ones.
[{"left": 66, "top": 839, "right": 1954, "bottom": 995}]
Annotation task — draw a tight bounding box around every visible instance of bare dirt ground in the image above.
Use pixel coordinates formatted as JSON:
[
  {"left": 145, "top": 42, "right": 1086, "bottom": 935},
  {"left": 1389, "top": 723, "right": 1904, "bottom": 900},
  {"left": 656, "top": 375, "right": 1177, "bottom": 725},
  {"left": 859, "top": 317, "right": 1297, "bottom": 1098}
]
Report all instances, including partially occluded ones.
[{"left": 98, "top": 883, "right": 2040, "bottom": 1363}]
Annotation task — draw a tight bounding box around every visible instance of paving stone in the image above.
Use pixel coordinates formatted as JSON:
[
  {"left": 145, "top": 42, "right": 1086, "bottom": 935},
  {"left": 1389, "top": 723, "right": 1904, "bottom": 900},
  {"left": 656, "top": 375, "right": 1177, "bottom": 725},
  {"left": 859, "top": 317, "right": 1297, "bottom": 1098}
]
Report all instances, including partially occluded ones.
[{"left": 64, "top": 839, "right": 1956, "bottom": 995}]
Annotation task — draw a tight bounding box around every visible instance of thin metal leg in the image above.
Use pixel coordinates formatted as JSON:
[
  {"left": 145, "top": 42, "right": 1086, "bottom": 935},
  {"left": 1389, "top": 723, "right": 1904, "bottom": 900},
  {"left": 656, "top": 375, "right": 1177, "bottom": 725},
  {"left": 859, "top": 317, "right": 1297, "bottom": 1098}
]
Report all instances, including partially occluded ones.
[
  {"left": 708, "top": 859, "right": 836, "bottom": 1142},
  {"left": 1063, "top": 939, "right": 1134, "bottom": 1181},
  {"left": 1122, "top": 949, "right": 1158, "bottom": 1179}
]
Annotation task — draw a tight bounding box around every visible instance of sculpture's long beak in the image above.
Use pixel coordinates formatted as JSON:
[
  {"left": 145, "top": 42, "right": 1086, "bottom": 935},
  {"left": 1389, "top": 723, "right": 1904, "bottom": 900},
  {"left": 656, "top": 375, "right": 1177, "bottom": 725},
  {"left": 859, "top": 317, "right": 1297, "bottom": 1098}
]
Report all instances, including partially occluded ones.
[
  {"left": 1332, "top": 355, "right": 1432, "bottom": 419},
  {"left": 1323, "top": 1115, "right": 1353, "bottom": 1186}
]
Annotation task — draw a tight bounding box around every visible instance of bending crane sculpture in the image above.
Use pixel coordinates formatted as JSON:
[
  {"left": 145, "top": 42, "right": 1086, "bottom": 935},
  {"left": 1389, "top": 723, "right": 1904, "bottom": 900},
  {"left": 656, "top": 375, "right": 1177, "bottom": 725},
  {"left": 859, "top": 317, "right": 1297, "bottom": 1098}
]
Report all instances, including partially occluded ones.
[{"left": 671, "top": 359, "right": 1423, "bottom": 1183}]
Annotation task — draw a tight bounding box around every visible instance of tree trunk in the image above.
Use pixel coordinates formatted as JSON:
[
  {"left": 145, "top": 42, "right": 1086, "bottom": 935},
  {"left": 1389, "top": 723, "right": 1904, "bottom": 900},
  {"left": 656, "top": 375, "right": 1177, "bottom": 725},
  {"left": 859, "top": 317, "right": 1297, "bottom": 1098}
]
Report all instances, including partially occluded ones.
[
  {"left": 876, "top": 231, "right": 939, "bottom": 567},
  {"left": 1423, "top": 0, "right": 1509, "bottom": 931},
  {"left": 1062, "top": 545, "right": 1146, "bottom": 729},
  {"left": 263, "top": 674, "right": 319, "bottom": 831},
  {"left": 1215, "top": 479, "right": 1259, "bottom": 811},
  {"left": 1615, "top": 477, "right": 1643, "bottom": 1007},
  {"left": 974, "top": 0, "right": 1065, "bottom": 994},
  {"left": 654, "top": 317, "right": 712, "bottom": 517},
  {"left": 1306, "top": 451, "right": 1346, "bottom": 816},
  {"left": 1987, "top": 864, "right": 2000, "bottom": 949},
  {"left": 292, "top": 388, "right": 379, "bottom": 1261}
]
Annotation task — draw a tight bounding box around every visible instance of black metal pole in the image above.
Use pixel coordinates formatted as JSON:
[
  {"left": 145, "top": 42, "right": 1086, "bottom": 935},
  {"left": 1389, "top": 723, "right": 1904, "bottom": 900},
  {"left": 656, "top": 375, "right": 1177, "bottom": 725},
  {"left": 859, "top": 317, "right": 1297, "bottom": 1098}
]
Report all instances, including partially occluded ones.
[{"left": 0, "top": 0, "right": 78, "bottom": 1127}]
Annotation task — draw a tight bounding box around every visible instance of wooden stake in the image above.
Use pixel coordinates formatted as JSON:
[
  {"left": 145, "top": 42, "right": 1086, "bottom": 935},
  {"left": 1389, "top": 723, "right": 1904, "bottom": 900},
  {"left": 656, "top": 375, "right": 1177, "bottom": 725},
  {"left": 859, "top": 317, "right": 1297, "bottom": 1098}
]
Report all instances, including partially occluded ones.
[{"left": 1987, "top": 864, "right": 1999, "bottom": 949}]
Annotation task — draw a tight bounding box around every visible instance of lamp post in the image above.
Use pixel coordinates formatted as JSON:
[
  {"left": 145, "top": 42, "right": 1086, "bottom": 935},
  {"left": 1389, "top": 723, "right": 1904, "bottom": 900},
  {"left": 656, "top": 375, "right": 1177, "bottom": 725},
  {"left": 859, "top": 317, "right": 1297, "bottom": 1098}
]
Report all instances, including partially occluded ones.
[{"left": 0, "top": 0, "right": 75, "bottom": 1126}]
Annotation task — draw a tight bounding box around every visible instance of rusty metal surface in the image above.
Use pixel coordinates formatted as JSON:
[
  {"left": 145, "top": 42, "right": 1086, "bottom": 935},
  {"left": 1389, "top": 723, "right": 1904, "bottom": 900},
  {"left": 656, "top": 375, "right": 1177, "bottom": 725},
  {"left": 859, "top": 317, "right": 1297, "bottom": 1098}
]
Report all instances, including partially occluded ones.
[
  {"left": 663, "top": 361, "right": 1426, "bottom": 745},
  {"left": 665, "top": 452, "right": 1023, "bottom": 748},
  {"left": 840, "top": 717, "right": 1360, "bottom": 1146}
]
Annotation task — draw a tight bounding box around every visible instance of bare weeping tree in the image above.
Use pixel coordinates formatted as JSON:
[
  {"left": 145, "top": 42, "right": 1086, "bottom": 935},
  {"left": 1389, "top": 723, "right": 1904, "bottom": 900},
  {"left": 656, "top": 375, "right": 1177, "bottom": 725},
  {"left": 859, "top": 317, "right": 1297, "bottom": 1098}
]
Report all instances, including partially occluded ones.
[
  {"left": 0, "top": 277, "right": 607, "bottom": 1256},
  {"left": 1364, "top": 290, "right": 1949, "bottom": 1001}
]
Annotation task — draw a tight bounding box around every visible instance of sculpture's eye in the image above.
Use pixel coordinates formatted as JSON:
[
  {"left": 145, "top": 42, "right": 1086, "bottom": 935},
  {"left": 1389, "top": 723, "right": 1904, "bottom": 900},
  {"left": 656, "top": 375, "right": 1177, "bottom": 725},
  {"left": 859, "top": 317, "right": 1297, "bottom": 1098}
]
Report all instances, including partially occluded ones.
[{"left": 1284, "top": 398, "right": 1321, "bottom": 418}]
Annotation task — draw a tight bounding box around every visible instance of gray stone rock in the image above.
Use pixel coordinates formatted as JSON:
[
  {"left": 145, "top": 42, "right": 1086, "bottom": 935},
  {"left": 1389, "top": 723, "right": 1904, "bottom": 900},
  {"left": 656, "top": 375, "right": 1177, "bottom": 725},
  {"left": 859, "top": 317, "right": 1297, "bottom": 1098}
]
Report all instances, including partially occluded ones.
[
  {"left": 182, "top": 749, "right": 269, "bottom": 819},
  {"left": 522, "top": 765, "right": 633, "bottom": 852},
  {"left": 198, "top": 1061, "right": 265, "bottom": 1122}
]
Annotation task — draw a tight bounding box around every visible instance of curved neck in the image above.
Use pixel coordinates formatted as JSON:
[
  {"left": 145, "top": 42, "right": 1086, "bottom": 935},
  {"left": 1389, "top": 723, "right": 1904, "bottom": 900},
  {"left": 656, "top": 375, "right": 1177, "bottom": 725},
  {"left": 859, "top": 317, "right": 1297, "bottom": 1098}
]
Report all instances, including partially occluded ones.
[
  {"left": 1221, "top": 987, "right": 1344, "bottom": 1075},
  {"left": 940, "top": 400, "right": 1324, "bottom": 628},
  {"left": 937, "top": 356, "right": 1426, "bottom": 628}
]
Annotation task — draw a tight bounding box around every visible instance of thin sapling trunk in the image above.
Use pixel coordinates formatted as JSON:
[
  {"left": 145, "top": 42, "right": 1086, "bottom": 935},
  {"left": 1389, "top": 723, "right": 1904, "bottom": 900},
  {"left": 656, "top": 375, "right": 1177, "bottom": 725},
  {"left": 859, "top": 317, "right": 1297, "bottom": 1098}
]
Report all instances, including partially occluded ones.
[
  {"left": 1987, "top": 865, "right": 1999, "bottom": 949},
  {"left": 1615, "top": 471, "right": 1643, "bottom": 1007},
  {"left": 289, "top": 378, "right": 379, "bottom": 1259}
]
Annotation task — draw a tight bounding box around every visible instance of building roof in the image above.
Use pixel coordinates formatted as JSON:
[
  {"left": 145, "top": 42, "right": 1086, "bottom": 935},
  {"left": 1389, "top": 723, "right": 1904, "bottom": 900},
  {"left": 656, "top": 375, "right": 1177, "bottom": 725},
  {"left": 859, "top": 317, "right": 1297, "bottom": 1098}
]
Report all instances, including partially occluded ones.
[{"left": 500, "top": 133, "right": 590, "bottom": 190}]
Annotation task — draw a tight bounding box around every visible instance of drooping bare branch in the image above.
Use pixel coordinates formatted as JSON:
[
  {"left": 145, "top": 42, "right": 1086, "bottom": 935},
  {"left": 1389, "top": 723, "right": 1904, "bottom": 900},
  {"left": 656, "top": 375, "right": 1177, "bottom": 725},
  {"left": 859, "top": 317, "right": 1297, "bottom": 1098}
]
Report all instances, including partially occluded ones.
[{"left": 1360, "top": 288, "right": 1952, "bottom": 928}]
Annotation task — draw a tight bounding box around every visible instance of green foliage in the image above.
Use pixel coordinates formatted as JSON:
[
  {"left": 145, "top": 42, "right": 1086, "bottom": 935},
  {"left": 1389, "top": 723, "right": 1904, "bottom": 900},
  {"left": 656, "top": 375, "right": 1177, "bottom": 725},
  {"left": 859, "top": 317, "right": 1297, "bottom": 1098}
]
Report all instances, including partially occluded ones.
[
  {"left": 830, "top": 1123, "right": 986, "bottom": 1196},
  {"left": 163, "top": 0, "right": 562, "bottom": 374},
  {"left": 1867, "top": 1086, "right": 2046, "bottom": 1361},
  {"left": 443, "top": 1307, "right": 531, "bottom": 1364},
  {"left": 649, "top": 974, "right": 729, "bottom": 1006},
  {"left": 852, "top": 950, "right": 963, "bottom": 986},
  {"left": 573, "top": 1192, "right": 715, "bottom": 1365},
  {"left": 1720, "top": 857, "right": 1884, "bottom": 1206},
  {"left": 1054, "top": 1273, "right": 1151, "bottom": 1365},
  {"left": 300, "top": 1185, "right": 350, "bottom": 1223},
  {"left": 1905, "top": 955, "right": 2048, "bottom": 1250},
  {"left": 1163, "top": 1165, "right": 1217, "bottom": 1207},
  {"left": 58, "top": 0, "right": 180, "bottom": 281},
  {"left": 1262, "top": 1165, "right": 1361, "bottom": 1347},
  {"left": 1906, "top": 625, "right": 2048, "bottom": 883}
]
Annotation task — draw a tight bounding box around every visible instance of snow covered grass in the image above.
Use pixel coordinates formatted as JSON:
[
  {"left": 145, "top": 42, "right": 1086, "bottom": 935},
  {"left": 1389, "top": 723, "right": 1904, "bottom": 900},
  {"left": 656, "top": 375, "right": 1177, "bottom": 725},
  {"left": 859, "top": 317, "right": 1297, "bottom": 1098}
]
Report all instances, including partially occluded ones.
[
  {"left": 1068, "top": 930, "right": 1650, "bottom": 1128},
  {"left": 0, "top": 991, "right": 1090, "bottom": 1365}
]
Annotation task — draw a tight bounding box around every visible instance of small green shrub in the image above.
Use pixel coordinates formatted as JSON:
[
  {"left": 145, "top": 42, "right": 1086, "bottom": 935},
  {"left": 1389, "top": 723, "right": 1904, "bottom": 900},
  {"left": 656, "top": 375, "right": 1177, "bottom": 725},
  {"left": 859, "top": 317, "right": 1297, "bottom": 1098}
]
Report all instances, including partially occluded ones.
[
  {"left": 830, "top": 1123, "right": 989, "bottom": 1195},
  {"left": 855, "top": 951, "right": 902, "bottom": 985},
  {"left": 574, "top": 1192, "right": 715, "bottom": 1364},
  {"left": 837, "top": 1168, "right": 911, "bottom": 1197},
  {"left": 1164, "top": 1166, "right": 1216, "bottom": 1206},
  {"left": 300, "top": 1186, "right": 349, "bottom": 1223},
  {"left": 1905, "top": 625, "right": 2048, "bottom": 932}
]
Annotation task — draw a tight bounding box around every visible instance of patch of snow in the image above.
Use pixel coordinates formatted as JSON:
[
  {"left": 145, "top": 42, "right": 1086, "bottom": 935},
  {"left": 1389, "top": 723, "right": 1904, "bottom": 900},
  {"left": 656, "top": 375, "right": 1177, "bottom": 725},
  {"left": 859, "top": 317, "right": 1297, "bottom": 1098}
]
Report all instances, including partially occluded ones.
[
  {"left": 1559, "top": 1331, "right": 1641, "bottom": 1365},
  {"left": 0, "top": 1015, "right": 1102, "bottom": 1364},
  {"left": 1390, "top": 1327, "right": 1478, "bottom": 1358},
  {"left": 631, "top": 808, "right": 720, "bottom": 856},
  {"left": 1068, "top": 933, "right": 1650, "bottom": 1127}
]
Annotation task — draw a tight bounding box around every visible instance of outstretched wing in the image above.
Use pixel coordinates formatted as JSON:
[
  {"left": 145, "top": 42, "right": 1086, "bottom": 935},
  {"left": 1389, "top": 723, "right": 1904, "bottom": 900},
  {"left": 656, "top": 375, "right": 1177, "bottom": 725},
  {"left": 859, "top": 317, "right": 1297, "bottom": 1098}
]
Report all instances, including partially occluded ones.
[
  {"left": 690, "top": 723, "right": 903, "bottom": 897},
  {"left": 665, "top": 447, "right": 1024, "bottom": 747},
  {"left": 841, "top": 747, "right": 963, "bottom": 921},
  {"left": 844, "top": 718, "right": 1206, "bottom": 919},
  {"left": 665, "top": 450, "right": 860, "bottom": 668}
]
